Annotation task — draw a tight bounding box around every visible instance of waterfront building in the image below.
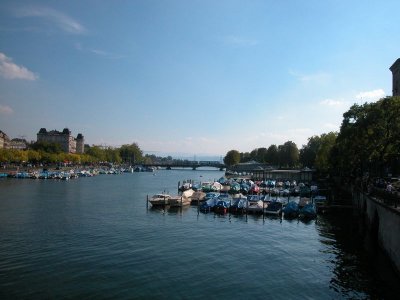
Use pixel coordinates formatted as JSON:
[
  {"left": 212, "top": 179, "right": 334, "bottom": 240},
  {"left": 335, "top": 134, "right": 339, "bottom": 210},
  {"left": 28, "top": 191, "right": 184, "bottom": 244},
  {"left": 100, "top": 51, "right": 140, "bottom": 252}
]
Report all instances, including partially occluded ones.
[
  {"left": 9, "top": 138, "right": 27, "bottom": 150},
  {"left": 0, "top": 130, "right": 10, "bottom": 149},
  {"left": 37, "top": 128, "right": 84, "bottom": 154},
  {"left": 390, "top": 58, "right": 400, "bottom": 96}
]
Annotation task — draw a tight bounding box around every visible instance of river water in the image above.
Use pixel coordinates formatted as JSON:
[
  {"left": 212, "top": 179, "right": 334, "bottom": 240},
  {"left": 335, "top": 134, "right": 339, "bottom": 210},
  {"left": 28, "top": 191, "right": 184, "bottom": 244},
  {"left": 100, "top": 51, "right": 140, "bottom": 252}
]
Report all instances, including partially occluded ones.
[{"left": 0, "top": 169, "right": 399, "bottom": 299}]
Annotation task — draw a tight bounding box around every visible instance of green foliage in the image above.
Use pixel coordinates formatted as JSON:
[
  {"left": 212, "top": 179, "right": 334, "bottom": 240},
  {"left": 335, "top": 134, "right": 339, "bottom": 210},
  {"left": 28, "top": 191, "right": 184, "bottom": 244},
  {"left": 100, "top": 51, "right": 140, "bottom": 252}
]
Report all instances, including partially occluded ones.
[
  {"left": 299, "top": 135, "right": 321, "bottom": 168},
  {"left": 31, "top": 141, "right": 63, "bottom": 154},
  {"left": 332, "top": 96, "right": 400, "bottom": 176},
  {"left": 85, "top": 146, "right": 106, "bottom": 161},
  {"left": 265, "top": 144, "right": 279, "bottom": 165},
  {"left": 119, "top": 143, "right": 143, "bottom": 163},
  {"left": 1, "top": 142, "right": 144, "bottom": 165},
  {"left": 224, "top": 150, "right": 241, "bottom": 166},
  {"left": 314, "top": 132, "right": 337, "bottom": 172},
  {"left": 278, "top": 141, "right": 299, "bottom": 168}
]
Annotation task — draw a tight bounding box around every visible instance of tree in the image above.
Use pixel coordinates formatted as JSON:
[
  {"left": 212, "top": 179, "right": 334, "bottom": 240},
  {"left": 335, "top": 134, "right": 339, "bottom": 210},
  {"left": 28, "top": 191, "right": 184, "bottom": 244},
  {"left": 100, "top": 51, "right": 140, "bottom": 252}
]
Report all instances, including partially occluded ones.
[
  {"left": 240, "top": 152, "right": 251, "bottom": 163},
  {"left": 31, "top": 141, "right": 63, "bottom": 154},
  {"left": 119, "top": 143, "right": 143, "bottom": 164},
  {"left": 224, "top": 150, "right": 240, "bottom": 166},
  {"left": 332, "top": 96, "right": 400, "bottom": 177},
  {"left": 299, "top": 136, "right": 321, "bottom": 168},
  {"left": 265, "top": 145, "right": 278, "bottom": 166},
  {"left": 86, "top": 146, "right": 106, "bottom": 162},
  {"left": 257, "top": 147, "right": 268, "bottom": 163},
  {"left": 314, "top": 132, "right": 337, "bottom": 172},
  {"left": 105, "top": 148, "right": 122, "bottom": 163},
  {"left": 277, "top": 141, "right": 299, "bottom": 168}
]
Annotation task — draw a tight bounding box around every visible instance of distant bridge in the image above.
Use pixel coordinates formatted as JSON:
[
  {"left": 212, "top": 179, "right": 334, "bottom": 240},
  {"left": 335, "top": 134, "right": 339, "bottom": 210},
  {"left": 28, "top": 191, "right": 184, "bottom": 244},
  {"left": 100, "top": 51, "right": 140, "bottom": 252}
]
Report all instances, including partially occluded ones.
[{"left": 142, "top": 161, "right": 226, "bottom": 170}]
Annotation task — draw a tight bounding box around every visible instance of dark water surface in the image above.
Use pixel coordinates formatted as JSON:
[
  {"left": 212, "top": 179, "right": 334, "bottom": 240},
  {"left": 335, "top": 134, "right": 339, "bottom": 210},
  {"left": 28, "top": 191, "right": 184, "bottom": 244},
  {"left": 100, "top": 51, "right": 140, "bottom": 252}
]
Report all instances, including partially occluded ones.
[{"left": 1, "top": 169, "right": 399, "bottom": 299}]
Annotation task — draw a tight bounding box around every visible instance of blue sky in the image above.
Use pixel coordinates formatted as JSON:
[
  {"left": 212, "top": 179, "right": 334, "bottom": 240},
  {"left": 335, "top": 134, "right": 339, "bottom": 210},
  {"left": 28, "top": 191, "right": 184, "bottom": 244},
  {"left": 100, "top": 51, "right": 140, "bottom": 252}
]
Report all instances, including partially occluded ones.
[{"left": 0, "top": 0, "right": 398, "bottom": 158}]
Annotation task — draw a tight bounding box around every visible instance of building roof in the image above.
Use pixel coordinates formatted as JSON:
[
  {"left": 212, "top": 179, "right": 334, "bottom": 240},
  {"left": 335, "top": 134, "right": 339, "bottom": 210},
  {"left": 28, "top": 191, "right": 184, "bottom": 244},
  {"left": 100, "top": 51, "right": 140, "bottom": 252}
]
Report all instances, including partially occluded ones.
[{"left": 390, "top": 58, "right": 400, "bottom": 71}]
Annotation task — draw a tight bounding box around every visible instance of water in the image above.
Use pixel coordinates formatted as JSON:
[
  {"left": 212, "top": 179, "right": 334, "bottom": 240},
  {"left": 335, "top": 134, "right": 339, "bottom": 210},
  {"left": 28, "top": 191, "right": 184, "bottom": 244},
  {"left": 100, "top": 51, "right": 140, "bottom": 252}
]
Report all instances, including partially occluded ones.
[{"left": 0, "top": 169, "right": 399, "bottom": 299}]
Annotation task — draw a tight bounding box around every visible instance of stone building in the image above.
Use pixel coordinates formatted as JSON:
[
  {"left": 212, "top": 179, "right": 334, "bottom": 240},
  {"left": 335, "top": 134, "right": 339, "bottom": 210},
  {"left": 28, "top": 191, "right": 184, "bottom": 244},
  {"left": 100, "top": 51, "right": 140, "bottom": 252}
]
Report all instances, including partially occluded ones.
[
  {"left": 9, "top": 138, "right": 28, "bottom": 150},
  {"left": 37, "top": 128, "right": 84, "bottom": 154},
  {"left": 390, "top": 58, "right": 400, "bottom": 96},
  {"left": 0, "top": 130, "right": 10, "bottom": 149}
]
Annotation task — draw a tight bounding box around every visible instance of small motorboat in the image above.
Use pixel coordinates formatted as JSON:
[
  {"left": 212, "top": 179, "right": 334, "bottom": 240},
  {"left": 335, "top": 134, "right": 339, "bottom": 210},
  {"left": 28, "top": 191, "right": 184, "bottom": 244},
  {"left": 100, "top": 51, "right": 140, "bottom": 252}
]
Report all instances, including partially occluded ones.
[{"left": 282, "top": 201, "right": 299, "bottom": 219}]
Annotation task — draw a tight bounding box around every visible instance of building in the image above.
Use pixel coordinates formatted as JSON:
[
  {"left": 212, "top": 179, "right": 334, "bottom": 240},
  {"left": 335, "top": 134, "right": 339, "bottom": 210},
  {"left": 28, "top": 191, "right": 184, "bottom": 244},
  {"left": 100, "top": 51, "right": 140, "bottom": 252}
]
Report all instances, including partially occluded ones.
[
  {"left": 390, "top": 58, "right": 400, "bottom": 96},
  {"left": 37, "top": 128, "right": 84, "bottom": 154},
  {"left": 9, "top": 138, "right": 27, "bottom": 150},
  {"left": 0, "top": 130, "right": 10, "bottom": 149}
]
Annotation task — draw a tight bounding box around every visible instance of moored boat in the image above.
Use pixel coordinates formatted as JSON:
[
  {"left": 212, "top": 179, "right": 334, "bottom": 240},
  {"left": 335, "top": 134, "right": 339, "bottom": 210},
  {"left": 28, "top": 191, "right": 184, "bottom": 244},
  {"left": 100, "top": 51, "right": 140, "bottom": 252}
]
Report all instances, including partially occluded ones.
[
  {"left": 264, "top": 201, "right": 282, "bottom": 216},
  {"left": 149, "top": 193, "right": 171, "bottom": 207},
  {"left": 299, "top": 202, "right": 317, "bottom": 219},
  {"left": 313, "top": 195, "right": 328, "bottom": 213},
  {"left": 282, "top": 201, "right": 299, "bottom": 219}
]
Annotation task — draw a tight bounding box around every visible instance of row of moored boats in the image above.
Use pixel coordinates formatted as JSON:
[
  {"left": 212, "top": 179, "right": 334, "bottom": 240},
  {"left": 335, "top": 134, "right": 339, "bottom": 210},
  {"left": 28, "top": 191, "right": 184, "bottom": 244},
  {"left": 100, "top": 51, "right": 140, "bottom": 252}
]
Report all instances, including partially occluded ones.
[{"left": 150, "top": 177, "right": 329, "bottom": 219}]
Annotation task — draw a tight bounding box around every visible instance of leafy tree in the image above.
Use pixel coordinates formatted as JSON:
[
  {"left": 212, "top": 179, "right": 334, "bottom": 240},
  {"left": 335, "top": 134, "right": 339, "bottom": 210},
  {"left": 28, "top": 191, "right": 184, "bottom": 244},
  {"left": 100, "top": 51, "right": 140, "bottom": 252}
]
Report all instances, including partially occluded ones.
[
  {"left": 250, "top": 149, "right": 258, "bottom": 161},
  {"left": 257, "top": 147, "right": 268, "bottom": 163},
  {"left": 240, "top": 152, "right": 251, "bottom": 163},
  {"left": 314, "top": 132, "right": 337, "bottom": 172},
  {"left": 278, "top": 141, "right": 299, "bottom": 168},
  {"left": 26, "top": 150, "right": 41, "bottom": 163},
  {"left": 119, "top": 143, "right": 142, "bottom": 163},
  {"left": 86, "top": 146, "right": 106, "bottom": 162},
  {"left": 332, "top": 96, "right": 400, "bottom": 177},
  {"left": 299, "top": 136, "right": 321, "bottom": 168},
  {"left": 224, "top": 150, "right": 240, "bottom": 166},
  {"left": 265, "top": 145, "right": 279, "bottom": 166},
  {"left": 31, "top": 141, "right": 63, "bottom": 154},
  {"left": 105, "top": 148, "right": 122, "bottom": 163}
]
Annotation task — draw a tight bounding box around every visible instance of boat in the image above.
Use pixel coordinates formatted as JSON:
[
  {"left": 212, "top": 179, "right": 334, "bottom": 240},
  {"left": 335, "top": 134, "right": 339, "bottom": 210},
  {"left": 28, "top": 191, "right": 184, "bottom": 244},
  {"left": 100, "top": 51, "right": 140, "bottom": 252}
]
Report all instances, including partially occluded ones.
[
  {"left": 282, "top": 201, "right": 299, "bottom": 219},
  {"left": 229, "top": 195, "right": 247, "bottom": 213},
  {"left": 313, "top": 195, "right": 328, "bottom": 213},
  {"left": 169, "top": 189, "right": 194, "bottom": 207},
  {"left": 214, "top": 199, "right": 231, "bottom": 214},
  {"left": 178, "top": 181, "right": 192, "bottom": 191},
  {"left": 280, "top": 189, "right": 290, "bottom": 197},
  {"left": 201, "top": 182, "right": 213, "bottom": 193},
  {"left": 298, "top": 197, "right": 311, "bottom": 208},
  {"left": 229, "top": 182, "right": 241, "bottom": 194},
  {"left": 246, "top": 196, "right": 265, "bottom": 214},
  {"left": 168, "top": 196, "right": 191, "bottom": 207},
  {"left": 264, "top": 201, "right": 282, "bottom": 216},
  {"left": 149, "top": 193, "right": 171, "bottom": 207},
  {"left": 190, "top": 191, "right": 206, "bottom": 205},
  {"left": 238, "top": 183, "right": 249, "bottom": 194},
  {"left": 299, "top": 203, "right": 317, "bottom": 219},
  {"left": 199, "top": 197, "right": 218, "bottom": 212},
  {"left": 249, "top": 184, "right": 260, "bottom": 194}
]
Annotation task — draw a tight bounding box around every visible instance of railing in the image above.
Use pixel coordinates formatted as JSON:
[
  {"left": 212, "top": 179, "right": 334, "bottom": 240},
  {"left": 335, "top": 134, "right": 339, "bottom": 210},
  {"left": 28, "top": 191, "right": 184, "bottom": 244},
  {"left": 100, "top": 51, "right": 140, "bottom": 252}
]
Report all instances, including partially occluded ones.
[{"left": 368, "top": 186, "right": 399, "bottom": 208}]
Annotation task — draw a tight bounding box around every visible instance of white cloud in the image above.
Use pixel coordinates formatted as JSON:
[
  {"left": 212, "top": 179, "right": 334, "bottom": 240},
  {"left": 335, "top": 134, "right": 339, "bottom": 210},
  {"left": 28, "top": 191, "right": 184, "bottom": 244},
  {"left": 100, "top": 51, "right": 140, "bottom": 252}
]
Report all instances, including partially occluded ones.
[
  {"left": 355, "top": 89, "right": 385, "bottom": 102},
  {"left": 75, "top": 43, "right": 125, "bottom": 59},
  {"left": 319, "top": 98, "right": 348, "bottom": 107},
  {"left": 224, "top": 35, "right": 259, "bottom": 47},
  {"left": 0, "top": 104, "right": 13, "bottom": 115},
  {"left": 289, "top": 70, "right": 331, "bottom": 84},
  {"left": 0, "top": 52, "right": 38, "bottom": 80},
  {"left": 323, "top": 123, "right": 339, "bottom": 130},
  {"left": 16, "top": 6, "right": 86, "bottom": 34}
]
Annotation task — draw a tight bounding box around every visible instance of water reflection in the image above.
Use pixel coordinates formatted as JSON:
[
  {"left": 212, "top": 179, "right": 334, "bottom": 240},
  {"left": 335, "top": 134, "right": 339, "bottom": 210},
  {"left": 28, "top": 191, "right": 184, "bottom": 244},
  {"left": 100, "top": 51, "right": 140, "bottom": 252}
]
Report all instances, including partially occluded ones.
[{"left": 316, "top": 210, "right": 400, "bottom": 299}]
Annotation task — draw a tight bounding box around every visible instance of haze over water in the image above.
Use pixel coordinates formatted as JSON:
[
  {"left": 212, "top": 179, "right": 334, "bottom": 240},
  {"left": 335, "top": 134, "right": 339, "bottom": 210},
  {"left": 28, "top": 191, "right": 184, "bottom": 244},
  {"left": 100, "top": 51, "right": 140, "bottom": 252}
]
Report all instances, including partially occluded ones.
[{"left": 1, "top": 169, "right": 399, "bottom": 299}]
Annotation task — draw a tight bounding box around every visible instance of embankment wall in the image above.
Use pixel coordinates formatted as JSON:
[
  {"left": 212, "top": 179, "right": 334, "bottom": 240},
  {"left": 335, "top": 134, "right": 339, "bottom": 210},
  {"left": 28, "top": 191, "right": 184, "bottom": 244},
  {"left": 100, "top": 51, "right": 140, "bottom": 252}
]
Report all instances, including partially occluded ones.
[{"left": 352, "top": 189, "right": 400, "bottom": 273}]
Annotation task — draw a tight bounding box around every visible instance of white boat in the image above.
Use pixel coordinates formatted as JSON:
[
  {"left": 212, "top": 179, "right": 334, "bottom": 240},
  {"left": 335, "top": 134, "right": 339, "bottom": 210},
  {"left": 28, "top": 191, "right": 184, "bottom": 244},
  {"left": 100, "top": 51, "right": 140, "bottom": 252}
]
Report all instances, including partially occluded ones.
[
  {"left": 149, "top": 193, "right": 171, "bottom": 207},
  {"left": 168, "top": 196, "right": 190, "bottom": 207},
  {"left": 246, "top": 200, "right": 265, "bottom": 214}
]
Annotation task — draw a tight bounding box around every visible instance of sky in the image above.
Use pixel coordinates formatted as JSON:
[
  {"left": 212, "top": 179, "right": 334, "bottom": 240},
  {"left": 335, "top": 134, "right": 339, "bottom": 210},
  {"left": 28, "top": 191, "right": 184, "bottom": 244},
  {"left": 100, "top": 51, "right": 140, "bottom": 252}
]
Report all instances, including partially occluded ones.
[{"left": 0, "top": 0, "right": 399, "bottom": 158}]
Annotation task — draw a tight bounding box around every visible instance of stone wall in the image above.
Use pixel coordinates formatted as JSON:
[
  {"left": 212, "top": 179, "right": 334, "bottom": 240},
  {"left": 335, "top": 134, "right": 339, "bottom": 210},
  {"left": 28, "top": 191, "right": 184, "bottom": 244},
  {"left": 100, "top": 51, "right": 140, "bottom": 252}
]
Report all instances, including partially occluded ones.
[{"left": 352, "top": 189, "right": 400, "bottom": 274}]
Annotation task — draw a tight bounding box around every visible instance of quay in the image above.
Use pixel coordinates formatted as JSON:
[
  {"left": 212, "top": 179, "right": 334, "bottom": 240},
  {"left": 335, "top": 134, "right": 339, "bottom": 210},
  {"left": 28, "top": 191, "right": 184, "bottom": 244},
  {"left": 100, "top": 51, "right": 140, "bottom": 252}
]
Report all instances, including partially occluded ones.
[{"left": 352, "top": 186, "right": 400, "bottom": 274}]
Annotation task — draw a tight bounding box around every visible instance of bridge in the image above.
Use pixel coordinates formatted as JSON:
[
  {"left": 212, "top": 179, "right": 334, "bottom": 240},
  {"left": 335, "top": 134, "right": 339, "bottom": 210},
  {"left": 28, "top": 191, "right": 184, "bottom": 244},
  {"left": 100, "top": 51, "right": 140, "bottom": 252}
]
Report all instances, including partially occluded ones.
[{"left": 141, "top": 161, "right": 226, "bottom": 171}]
